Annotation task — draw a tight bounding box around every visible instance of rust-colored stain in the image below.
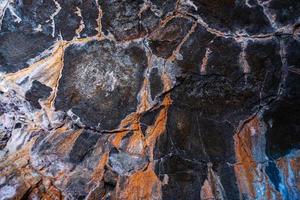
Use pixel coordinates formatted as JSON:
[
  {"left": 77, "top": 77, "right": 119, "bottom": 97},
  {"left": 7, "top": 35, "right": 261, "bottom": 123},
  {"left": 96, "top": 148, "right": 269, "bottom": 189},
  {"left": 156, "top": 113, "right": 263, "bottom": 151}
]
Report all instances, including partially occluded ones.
[{"left": 116, "top": 168, "right": 161, "bottom": 200}]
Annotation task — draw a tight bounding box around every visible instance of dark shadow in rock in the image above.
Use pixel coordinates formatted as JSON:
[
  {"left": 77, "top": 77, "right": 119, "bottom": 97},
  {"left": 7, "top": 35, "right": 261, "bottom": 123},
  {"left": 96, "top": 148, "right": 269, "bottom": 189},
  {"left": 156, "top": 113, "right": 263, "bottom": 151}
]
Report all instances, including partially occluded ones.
[
  {"left": 149, "top": 67, "right": 164, "bottom": 100},
  {"left": 264, "top": 97, "right": 300, "bottom": 160},
  {"left": 25, "top": 80, "right": 52, "bottom": 109},
  {"left": 265, "top": 161, "right": 281, "bottom": 191},
  {"left": 155, "top": 105, "right": 235, "bottom": 163},
  {"left": 264, "top": 38, "right": 300, "bottom": 159},
  {"left": 153, "top": 97, "right": 236, "bottom": 199},
  {"left": 263, "top": 38, "right": 300, "bottom": 159},
  {"left": 103, "top": 167, "right": 118, "bottom": 187},
  {"left": 286, "top": 38, "right": 300, "bottom": 69}
]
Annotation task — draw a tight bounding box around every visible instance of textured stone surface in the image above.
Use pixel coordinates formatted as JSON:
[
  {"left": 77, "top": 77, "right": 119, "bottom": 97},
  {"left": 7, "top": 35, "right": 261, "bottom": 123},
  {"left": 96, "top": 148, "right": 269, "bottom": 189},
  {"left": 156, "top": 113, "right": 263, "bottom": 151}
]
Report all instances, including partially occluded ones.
[{"left": 0, "top": 0, "right": 300, "bottom": 200}]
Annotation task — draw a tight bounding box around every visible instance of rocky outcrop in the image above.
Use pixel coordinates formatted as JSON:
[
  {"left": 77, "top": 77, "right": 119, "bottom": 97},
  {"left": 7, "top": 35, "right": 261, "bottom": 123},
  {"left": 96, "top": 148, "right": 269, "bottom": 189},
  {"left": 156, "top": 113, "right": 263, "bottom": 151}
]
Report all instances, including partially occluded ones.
[{"left": 0, "top": 0, "right": 299, "bottom": 199}]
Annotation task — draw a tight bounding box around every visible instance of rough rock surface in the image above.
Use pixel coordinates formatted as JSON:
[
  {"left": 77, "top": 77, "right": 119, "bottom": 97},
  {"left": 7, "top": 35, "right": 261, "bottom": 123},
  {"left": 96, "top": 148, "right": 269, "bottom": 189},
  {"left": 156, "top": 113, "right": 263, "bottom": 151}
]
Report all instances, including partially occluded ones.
[{"left": 0, "top": 0, "right": 300, "bottom": 200}]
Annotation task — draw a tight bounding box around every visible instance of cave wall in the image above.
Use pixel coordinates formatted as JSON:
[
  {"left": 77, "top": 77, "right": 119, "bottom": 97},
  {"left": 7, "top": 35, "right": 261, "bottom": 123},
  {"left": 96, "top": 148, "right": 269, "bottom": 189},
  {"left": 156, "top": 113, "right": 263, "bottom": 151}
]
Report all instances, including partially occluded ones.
[{"left": 0, "top": 0, "right": 300, "bottom": 199}]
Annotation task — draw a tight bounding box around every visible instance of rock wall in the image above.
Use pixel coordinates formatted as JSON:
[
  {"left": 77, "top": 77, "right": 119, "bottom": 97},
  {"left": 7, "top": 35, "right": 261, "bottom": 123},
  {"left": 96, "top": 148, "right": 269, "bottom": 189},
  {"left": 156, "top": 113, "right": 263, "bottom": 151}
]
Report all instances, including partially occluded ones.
[{"left": 0, "top": 0, "right": 299, "bottom": 199}]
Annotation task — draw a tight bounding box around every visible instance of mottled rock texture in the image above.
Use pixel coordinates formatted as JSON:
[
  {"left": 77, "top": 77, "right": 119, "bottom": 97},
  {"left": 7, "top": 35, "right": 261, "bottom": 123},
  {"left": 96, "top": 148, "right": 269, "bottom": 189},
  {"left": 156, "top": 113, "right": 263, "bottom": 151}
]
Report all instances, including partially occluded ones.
[{"left": 0, "top": 0, "right": 300, "bottom": 200}]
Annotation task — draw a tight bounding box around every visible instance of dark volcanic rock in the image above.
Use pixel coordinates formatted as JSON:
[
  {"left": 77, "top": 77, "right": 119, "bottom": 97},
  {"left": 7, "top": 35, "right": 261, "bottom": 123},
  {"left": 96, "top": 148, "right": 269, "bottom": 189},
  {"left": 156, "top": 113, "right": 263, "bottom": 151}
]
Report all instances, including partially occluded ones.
[
  {"left": 155, "top": 155, "right": 207, "bottom": 200},
  {"left": 1, "top": 0, "right": 56, "bottom": 35},
  {"left": 54, "top": 0, "right": 81, "bottom": 41},
  {"left": 0, "top": 31, "right": 54, "bottom": 73},
  {"left": 149, "top": 17, "right": 194, "bottom": 59},
  {"left": 245, "top": 39, "right": 282, "bottom": 98},
  {"left": 77, "top": 0, "right": 99, "bottom": 37},
  {"left": 69, "top": 130, "right": 100, "bottom": 163},
  {"left": 100, "top": 0, "right": 147, "bottom": 41},
  {"left": 54, "top": 0, "right": 99, "bottom": 40},
  {"left": 185, "top": 0, "right": 273, "bottom": 34},
  {"left": 153, "top": 23, "right": 282, "bottom": 200},
  {"left": 0, "top": 0, "right": 56, "bottom": 73},
  {"left": 155, "top": 105, "right": 235, "bottom": 162},
  {"left": 176, "top": 24, "right": 215, "bottom": 73},
  {"left": 66, "top": 176, "right": 89, "bottom": 199},
  {"left": 149, "top": 67, "right": 163, "bottom": 100},
  {"left": 265, "top": 0, "right": 300, "bottom": 26},
  {"left": 264, "top": 38, "right": 300, "bottom": 160},
  {"left": 150, "top": 0, "right": 177, "bottom": 17},
  {"left": 25, "top": 80, "right": 52, "bottom": 109},
  {"left": 154, "top": 102, "right": 238, "bottom": 199},
  {"left": 1, "top": 1, "right": 300, "bottom": 200},
  {"left": 55, "top": 39, "right": 147, "bottom": 130}
]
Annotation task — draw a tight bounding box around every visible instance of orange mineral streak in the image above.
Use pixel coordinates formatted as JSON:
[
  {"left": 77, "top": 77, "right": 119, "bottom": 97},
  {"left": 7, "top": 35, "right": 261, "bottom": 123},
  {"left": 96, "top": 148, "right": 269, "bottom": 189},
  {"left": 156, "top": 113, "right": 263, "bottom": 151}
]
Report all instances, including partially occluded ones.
[
  {"left": 200, "top": 180, "right": 215, "bottom": 200},
  {"left": 0, "top": 136, "right": 65, "bottom": 199},
  {"left": 91, "top": 153, "right": 109, "bottom": 183},
  {"left": 126, "top": 131, "right": 146, "bottom": 155},
  {"left": 233, "top": 117, "right": 282, "bottom": 199},
  {"left": 111, "top": 131, "right": 130, "bottom": 148},
  {"left": 168, "top": 22, "right": 197, "bottom": 62},
  {"left": 146, "top": 95, "right": 172, "bottom": 160},
  {"left": 161, "top": 72, "right": 173, "bottom": 91},
  {"left": 277, "top": 155, "right": 300, "bottom": 192},
  {"left": 111, "top": 113, "right": 140, "bottom": 148},
  {"left": 1, "top": 41, "right": 66, "bottom": 96},
  {"left": 42, "top": 185, "right": 63, "bottom": 200},
  {"left": 290, "top": 159, "right": 300, "bottom": 189},
  {"left": 201, "top": 163, "right": 227, "bottom": 200},
  {"left": 117, "top": 168, "right": 162, "bottom": 200},
  {"left": 48, "top": 124, "right": 71, "bottom": 141},
  {"left": 0, "top": 142, "right": 32, "bottom": 176},
  {"left": 137, "top": 79, "right": 152, "bottom": 113},
  {"left": 234, "top": 117, "right": 261, "bottom": 198},
  {"left": 119, "top": 113, "right": 139, "bottom": 129},
  {"left": 55, "top": 129, "right": 83, "bottom": 155}
]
